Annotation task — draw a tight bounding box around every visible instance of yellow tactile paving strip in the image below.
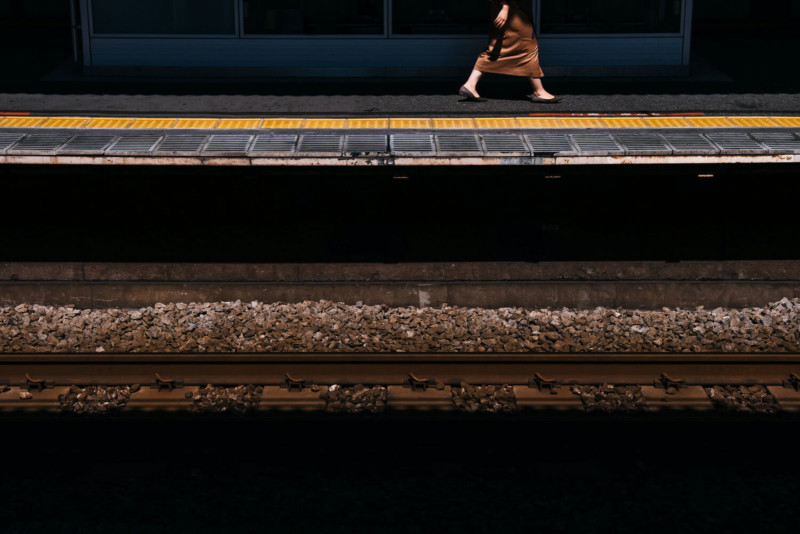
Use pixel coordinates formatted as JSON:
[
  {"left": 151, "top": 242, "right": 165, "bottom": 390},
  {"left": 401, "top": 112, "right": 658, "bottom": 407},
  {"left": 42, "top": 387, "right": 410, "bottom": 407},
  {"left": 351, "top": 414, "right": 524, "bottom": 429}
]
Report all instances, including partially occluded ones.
[
  {"left": 390, "top": 118, "right": 432, "bottom": 129},
  {"left": 558, "top": 117, "right": 606, "bottom": 128},
  {"left": 1, "top": 115, "right": 799, "bottom": 130},
  {"left": 260, "top": 118, "right": 304, "bottom": 129},
  {"left": 474, "top": 117, "right": 519, "bottom": 128},
  {"left": 348, "top": 118, "right": 389, "bottom": 129},
  {"left": 172, "top": 118, "right": 220, "bottom": 129},
  {"left": 217, "top": 118, "right": 262, "bottom": 129},
  {"left": 685, "top": 117, "right": 734, "bottom": 128},
  {"left": 643, "top": 117, "right": 691, "bottom": 128},
  {"left": 515, "top": 117, "right": 562, "bottom": 128},
  {"left": 86, "top": 118, "right": 135, "bottom": 129},
  {"left": 601, "top": 117, "right": 646, "bottom": 128},
  {"left": 40, "top": 117, "right": 91, "bottom": 128},
  {"left": 432, "top": 118, "right": 476, "bottom": 129},
  {"left": 304, "top": 119, "right": 347, "bottom": 129}
]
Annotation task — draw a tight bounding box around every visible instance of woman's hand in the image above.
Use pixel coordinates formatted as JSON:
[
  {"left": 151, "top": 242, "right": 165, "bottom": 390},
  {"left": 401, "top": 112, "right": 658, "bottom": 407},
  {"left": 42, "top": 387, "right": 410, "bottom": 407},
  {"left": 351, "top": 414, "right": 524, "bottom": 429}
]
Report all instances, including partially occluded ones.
[{"left": 494, "top": 5, "right": 510, "bottom": 29}]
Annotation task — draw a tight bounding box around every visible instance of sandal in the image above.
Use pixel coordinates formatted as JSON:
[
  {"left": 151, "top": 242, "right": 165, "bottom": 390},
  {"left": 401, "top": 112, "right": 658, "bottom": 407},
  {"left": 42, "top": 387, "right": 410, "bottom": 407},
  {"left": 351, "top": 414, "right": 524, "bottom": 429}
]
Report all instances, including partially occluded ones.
[{"left": 458, "top": 85, "right": 488, "bottom": 102}]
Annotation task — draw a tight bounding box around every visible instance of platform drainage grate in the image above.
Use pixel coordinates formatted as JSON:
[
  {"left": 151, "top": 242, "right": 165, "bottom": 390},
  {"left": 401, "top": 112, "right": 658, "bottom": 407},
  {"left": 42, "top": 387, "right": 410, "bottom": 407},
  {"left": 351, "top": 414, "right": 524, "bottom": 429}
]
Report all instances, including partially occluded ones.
[
  {"left": 704, "top": 132, "right": 767, "bottom": 154},
  {"left": 8, "top": 134, "right": 71, "bottom": 154},
  {"left": 251, "top": 135, "right": 298, "bottom": 153},
  {"left": 659, "top": 133, "right": 719, "bottom": 154},
  {"left": 58, "top": 135, "right": 117, "bottom": 154},
  {"left": 345, "top": 135, "right": 388, "bottom": 154},
  {"left": 570, "top": 134, "right": 624, "bottom": 155},
  {"left": 481, "top": 135, "right": 529, "bottom": 154},
  {"left": 435, "top": 135, "right": 482, "bottom": 154},
  {"left": 156, "top": 135, "right": 208, "bottom": 154},
  {"left": 203, "top": 135, "right": 253, "bottom": 154},
  {"left": 107, "top": 136, "right": 162, "bottom": 153},
  {"left": 748, "top": 132, "right": 800, "bottom": 154},
  {"left": 524, "top": 134, "right": 576, "bottom": 155},
  {"left": 390, "top": 134, "right": 435, "bottom": 154},
  {"left": 613, "top": 133, "right": 672, "bottom": 155},
  {"left": 298, "top": 135, "right": 343, "bottom": 154},
  {"left": 0, "top": 133, "right": 25, "bottom": 153}
]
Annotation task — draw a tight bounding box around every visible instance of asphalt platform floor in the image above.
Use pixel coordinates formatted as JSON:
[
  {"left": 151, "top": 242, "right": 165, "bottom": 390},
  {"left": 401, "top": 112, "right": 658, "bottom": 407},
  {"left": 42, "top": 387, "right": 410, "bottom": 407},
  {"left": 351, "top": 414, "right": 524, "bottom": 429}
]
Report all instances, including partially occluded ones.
[{"left": 1, "top": 30, "right": 799, "bottom": 118}]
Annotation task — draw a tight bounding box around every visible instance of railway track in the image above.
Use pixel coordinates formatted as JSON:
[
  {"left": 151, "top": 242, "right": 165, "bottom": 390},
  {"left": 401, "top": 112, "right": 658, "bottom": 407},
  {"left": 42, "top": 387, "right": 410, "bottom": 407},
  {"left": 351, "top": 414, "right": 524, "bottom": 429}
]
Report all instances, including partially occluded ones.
[{"left": 2, "top": 353, "right": 799, "bottom": 414}]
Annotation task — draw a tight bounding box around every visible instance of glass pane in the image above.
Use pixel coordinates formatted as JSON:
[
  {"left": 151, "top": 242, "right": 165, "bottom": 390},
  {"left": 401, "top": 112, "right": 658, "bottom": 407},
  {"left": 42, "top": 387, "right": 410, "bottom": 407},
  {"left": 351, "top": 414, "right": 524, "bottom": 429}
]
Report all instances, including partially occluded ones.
[
  {"left": 540, "top": 0, "right": 682, "bottom": 34},
  {"left": 92, "top": 0, "right": 235, "bottom": 35},
  {"left": 392, "top": 0, "right": 488, "bottom": 35},
  {"left": 243, "top": 0, "right": 384, "bottom": 35}
]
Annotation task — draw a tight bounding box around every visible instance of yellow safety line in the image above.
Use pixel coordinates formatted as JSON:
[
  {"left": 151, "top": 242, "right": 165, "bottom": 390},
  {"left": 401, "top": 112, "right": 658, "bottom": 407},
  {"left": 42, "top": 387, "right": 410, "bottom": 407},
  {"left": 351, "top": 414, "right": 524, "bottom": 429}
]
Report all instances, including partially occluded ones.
[
  {"left": 261, "top": 119, "right": 305, "bottom": 129},
  {"left": 432, "top": 118, "right": 476, "bottom": 129},
  {"left": 1, "top": 115, "right": 798, "bottom": 130},
  {"left": 515, "top": 117, "right": 562, "bottom": 128},
  {"left": 474, "top": 117, "right": 519, "bottom": 129},
  {"left": 348, "top": 118, "right": 389, "bottom": 129}
]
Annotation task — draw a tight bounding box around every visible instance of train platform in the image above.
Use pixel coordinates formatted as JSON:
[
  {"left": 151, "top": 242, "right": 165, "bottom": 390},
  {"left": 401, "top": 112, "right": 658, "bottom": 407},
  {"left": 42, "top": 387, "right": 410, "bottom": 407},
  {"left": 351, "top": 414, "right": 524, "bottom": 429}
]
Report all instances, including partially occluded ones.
[{"left": 1, "top": 112, "right": 799, "bottom": 167}]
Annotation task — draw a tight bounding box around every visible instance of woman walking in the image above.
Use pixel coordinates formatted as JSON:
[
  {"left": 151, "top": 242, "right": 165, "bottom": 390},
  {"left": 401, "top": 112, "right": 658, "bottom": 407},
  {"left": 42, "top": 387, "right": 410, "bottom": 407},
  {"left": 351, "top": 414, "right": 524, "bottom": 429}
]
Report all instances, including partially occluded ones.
[{"left": 459, "top": 0, "right": 561, "bottom": 103}]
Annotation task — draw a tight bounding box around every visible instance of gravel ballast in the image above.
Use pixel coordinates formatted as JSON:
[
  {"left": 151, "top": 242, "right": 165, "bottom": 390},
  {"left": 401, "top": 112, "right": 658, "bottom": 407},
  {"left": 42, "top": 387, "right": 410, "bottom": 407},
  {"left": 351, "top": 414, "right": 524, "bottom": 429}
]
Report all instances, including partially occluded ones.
[
  {"left": 320, "top": 385, "right": 387, "bottom": 413},
  {"left": 570, "top": 384, "right": 648, "bottom": 413},
  {"left": 1, "top": 298, "right": 799, "bottom": 353},
  {"left": 705, "top": 385, "right": 781, "bottom": 414},
  {"left": 59, "top": 385, "right": 137, "bottom": 414},
  {"left": 451, "top": 383, "right": 516, "bottom": 413},
  {"left": 192, "top": 385, "right": 263, "bottom": 414}
]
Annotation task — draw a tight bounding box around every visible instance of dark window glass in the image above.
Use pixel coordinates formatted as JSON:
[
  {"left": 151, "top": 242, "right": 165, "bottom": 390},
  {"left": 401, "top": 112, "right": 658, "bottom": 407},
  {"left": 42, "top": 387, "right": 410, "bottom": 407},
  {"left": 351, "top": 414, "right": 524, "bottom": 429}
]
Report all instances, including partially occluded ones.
[
  {"left": 540, "top": 0, "right": 682, "bottom": 34},
  {"left": 391, "top": 0, "right": 488, "bottom": 35},
  {"left": 92, "top": 0, "right": 235, "bottom": 35},
  {"left": 243, "top": 0, "right": 384, "bottom": 35}
]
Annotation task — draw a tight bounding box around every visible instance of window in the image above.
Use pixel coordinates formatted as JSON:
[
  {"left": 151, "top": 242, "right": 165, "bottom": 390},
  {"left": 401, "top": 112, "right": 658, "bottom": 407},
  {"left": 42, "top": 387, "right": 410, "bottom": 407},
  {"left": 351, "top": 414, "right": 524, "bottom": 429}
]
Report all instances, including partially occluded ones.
[
  {"left": 92, "top": 0, "right": 236, "bottom": 35},
  {"left": 540, "top": 0, "right": 682, "bottom": 34},
  {"left": 243, "top": 0, "right": 384, "bottom": 35},
  {"left": 391, "top": 0, "right": 487, "bottom": 35}
]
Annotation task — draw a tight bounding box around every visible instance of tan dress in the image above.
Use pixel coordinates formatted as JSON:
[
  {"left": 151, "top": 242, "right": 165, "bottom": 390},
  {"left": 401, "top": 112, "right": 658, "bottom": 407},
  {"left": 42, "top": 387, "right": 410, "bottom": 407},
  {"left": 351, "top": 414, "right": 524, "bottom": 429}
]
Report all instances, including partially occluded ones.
[{"left": 473, "top": 0, "right": 544, "bottom": 78}]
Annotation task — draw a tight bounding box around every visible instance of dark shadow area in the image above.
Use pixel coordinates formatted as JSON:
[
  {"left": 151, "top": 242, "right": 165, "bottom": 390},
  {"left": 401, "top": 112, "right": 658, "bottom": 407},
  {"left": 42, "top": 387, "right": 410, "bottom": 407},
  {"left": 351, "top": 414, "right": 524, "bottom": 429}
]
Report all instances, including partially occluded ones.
[
  {"left": 1, "top": 164, "right": 798, "bottom": 263},
  {"left": 0, "top": 417, "right": 798, "bottom": 532}
]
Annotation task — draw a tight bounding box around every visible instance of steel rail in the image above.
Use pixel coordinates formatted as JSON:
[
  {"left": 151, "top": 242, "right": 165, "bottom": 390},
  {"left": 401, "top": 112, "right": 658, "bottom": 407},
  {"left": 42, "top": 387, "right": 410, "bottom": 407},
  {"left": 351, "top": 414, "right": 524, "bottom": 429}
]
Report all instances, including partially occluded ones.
[{"left": 2, "top": 353, "right": 800, "bottom": 386}]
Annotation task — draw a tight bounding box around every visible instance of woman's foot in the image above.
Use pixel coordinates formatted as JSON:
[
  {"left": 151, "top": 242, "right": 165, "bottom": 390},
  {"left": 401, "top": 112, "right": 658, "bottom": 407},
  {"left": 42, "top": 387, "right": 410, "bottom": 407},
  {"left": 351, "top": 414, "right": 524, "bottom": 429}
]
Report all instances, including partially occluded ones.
[
  {"left": 528, "top": 93, "right": 563, "bottom": 104},
  {"left": 458, "top": 85, "right": 487, "bottom": 102},
  {"left": 531, "top": 89, "right": 558, "bottom": 100}
]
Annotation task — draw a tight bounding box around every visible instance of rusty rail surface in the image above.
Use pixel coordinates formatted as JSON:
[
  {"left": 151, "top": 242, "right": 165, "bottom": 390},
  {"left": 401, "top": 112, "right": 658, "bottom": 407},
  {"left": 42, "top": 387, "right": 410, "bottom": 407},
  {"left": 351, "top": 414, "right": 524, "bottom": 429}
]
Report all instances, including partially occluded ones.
[{"left": 1, "top": 353, "right": 799, "bottom": 414}]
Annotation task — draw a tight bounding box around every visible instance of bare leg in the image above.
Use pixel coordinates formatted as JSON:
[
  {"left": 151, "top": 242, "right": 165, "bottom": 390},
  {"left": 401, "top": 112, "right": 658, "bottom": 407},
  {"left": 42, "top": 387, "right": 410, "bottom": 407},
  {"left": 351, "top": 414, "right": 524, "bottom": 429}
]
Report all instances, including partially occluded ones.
[
  {"left": 529, "top": 77, "right": 556, "bottom": 99},
  {"left": 462, "top": 70, "right": 484, "bottom": 97}
]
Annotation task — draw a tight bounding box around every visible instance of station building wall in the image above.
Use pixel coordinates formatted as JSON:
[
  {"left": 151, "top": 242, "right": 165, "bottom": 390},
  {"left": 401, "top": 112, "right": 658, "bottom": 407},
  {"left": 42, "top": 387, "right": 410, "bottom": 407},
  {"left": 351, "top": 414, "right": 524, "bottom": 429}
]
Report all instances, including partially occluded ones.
[{"left": 77, "top": 0, "right": 694, "bottom": 77}]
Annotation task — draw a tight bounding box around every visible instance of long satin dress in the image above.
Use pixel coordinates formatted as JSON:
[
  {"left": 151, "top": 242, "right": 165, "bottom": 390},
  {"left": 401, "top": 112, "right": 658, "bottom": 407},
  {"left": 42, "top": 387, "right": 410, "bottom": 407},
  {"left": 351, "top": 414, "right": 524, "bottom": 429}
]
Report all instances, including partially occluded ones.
[{"left": 473, "top": 0, "right": 544, "bottom": 78}]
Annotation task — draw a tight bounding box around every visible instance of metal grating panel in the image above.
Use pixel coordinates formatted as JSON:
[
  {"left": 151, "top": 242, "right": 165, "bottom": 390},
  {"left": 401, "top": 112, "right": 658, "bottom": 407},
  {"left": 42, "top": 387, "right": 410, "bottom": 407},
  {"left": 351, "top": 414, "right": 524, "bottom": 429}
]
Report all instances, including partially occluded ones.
[
  {"left": 570, "top": 134, "right": 624, "bottom": 155},
  {"left": 435, "top": 134, "right": 482, "bottom": 155},
  {"left": 155, "top": 135, "right": 208, "bottom": 155},
  {"left": 704, "top": 132, "right": 767, "bottom": 155},
  {"left": 297, "top": 135, "right": 343, "bottom": 155},
  {"left": 106, "top": 135, "right": 162, "bottom": 154},
  {"left": 344, "top": 135, "right": 388, "bottom": 155},
  {"left": 525, "top": 134, "right": 576, "bottom": 156},
  {"left": 8, "top": 134, "right": 70, "bottom": 155},
  {"left": 659, "top": 132, "right": 719, "bottom": 155},
  {"left": 250, "top": 135, "right": 298, "bottom": 154},
  {"left": 57, "top": 135, "right": 116, "bottom": 154},
  {"left": 390, "top": 134, "right": 435, "bottom": 154},
  {"left": 202, "top": 134, "right": 253, "bottom": 155},
  {"left": 480, "top": 135, "right": 530, "bottom": 155},
  {"left": 748, "top": 132, "right": 800, "bottom": 154},
  {"left": 0, "top": 133, "right": 25, "bottom": 154},
  {"left": 613, "top": 133, "right": 673, "bottom": 156}
]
